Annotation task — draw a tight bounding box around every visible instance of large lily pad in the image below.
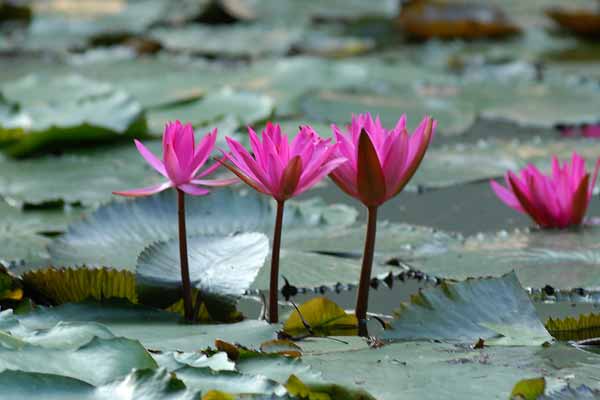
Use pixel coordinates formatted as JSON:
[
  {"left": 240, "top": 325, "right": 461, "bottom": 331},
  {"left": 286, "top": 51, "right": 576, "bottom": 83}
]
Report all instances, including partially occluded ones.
[
  {"left": 1, "top": 301, "right": 278, "bottom": 352},
  {"left": 150, "top": 24, "right": 302, "bottom": 58},
  {"left": 299, "top": 337, "right": 600, "bottom": 400},
  {"left": 146, "top": 87, "right": 274, "bottom": 134},
  {"left": 0, "top": 143, "right": 163, "bottom": 207},
  {"left": 0, "top": 368, "right": 201, "bottom": 400},
  {"left": 0, "top": 332, "right": 156, "bottom": 385},
  {"left": 415, "top": 225, "right": 600, "bottom": 290},
  {"left": 382, "top": 272, "right": 552, "bottom": 346},
  {"left": 0, "top": 75, "right": 147, "bottom": 157},
  {"left": 301, "top": 86, "right": 476, "bottom": 136}
]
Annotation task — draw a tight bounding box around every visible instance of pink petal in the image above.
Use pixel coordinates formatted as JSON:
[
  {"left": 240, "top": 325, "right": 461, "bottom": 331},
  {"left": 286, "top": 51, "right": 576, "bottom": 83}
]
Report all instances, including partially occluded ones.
[
  {"left": 190, "top": 129, "right": 217, "bottom": 177},
  {"left": 164, "top": 143, "right": 185, "bottom": 185},
  {"left": 113, "top": 181, "right": 172, "bottom": 197},
  {"left": 134, "top": 139, "right": 167, "bottom": 177},
  {"left": 490, "top": 179, "right": 523, "bottom": 212},
  {"left": 191, "top": 177, "right": 239, "bottom": 187},
  {"left": 177, "top": 184, "right": 210, "bottom": 196}
]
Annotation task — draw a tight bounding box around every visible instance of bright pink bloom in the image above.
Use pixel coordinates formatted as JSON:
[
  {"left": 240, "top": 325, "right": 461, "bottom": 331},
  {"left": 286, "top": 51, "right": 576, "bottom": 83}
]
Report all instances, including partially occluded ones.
[
  {"left": 490, "top": 153, "right": 600, "bottom": 228},
  {"left": 329, "top": 113, "right": 436, "bottom": 207},
  {"left": 222, "top": 122, "right": 346, "bottom": 202},
  {"left": 113, "top": 121, "right": 235, "bottom": 197}
]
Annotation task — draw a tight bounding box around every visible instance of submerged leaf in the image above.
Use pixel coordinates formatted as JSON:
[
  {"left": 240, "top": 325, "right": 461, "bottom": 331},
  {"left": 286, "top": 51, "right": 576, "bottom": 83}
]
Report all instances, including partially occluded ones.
[{"left": 382, "top": 272, "right": 552, "bottom": 345}]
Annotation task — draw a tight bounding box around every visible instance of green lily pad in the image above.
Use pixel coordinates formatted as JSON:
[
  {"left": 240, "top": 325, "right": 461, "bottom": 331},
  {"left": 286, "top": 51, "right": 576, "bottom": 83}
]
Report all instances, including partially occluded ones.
[
  {"left": 415, "top": 226, "right": 600, "bottom": 290},
  {"left": 463, "top": 79, "right": 600, "bottom": 128},
  {"left": 0, "top": 143, "right": 163, "bottom": 206},
  {"left": 0, "top": 333, "right": 156, "bottom": 385},
  {"left": 301, "top": 86, "right": 476, "bottom": 137},
  {"left": 3, "top": 301, "right": 278, "bottom": 352},
  {"left": 0, "top": 367, "right": 201, "bottom": 400},
  {"left": 0, "top": 75, "right": 147, "bottom": 157},
  {"left": 147, "top": 87, "right": 274, "bottom": 134},
  {"left": 382, "top": 272, "right": 552, "bottom": 346},
  {"left": 301, "top": 338, "right": 600, "bottom": 400},
  {"left": 0, "top": 201, "right": 55, "bottom": 265},
  {"left": 150, "top": 24, "right": 302, "bottom": 58}
]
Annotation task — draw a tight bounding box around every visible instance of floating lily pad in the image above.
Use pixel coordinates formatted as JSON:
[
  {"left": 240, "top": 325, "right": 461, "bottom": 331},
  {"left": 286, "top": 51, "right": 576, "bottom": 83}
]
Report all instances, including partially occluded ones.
[
  {"left": 147, "top": 87, "right": 274, "bottom": 134},
  {"left": 0, "top": 201, "right": 55, "bottom": 265},
  {"left": 150, "top": 24, "right": 302, "bottom": 58},
  {"left": 0, "top": 75, "right": 147, "bottom": 157},
  {"left": 0, "top": 333, "right": 155, "bottom": 385},
  {"left": 301, "top": 338, "right": 600, "bottom": 400},
  {"left": 0, "top": 368, "right": 201, "bottom": 400},
  {"left": 415, "top": 225, "right": 600, "bottom": 290},
  {"left": 382, "top": 272, "right": 552, "bottom": 346},
  {"left": 546, "top": 314, "right": 600, "bottom": 341},
  {"left": 1, "top": 301, "right": 278, "bottom": 352},
  {"left": 0, "top": 143, "right": 163, "bottom": 206},
  {"left": 464, "top": 79, "right": 600, "bottom": 128},
  {"left": 301, "top": 86, "right": 476, "bottom": 137}
]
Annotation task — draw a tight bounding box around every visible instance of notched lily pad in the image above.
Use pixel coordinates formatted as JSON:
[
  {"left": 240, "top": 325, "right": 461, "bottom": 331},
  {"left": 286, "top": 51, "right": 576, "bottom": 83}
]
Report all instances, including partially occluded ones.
[
  {"left": 546, "top": 314, "right": 600, "bottom": 341},
  {"left": 21, "top": 267, "right": 137, "bottom": 305},
  {"left": 382, "top": 272, "right": 552, "bottom": 345}
]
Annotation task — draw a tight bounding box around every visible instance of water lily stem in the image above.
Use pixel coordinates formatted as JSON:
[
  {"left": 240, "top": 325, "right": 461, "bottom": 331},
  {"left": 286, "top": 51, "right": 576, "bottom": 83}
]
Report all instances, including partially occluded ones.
[
  {"left": 269, "top": 200, "right": 285, "bottom": 323},
  {"left": 356, "top": 206, "right": 378, "bottom": 335},
  {"left": 177, "top": 189, "right": 194, "bottom": 322}
]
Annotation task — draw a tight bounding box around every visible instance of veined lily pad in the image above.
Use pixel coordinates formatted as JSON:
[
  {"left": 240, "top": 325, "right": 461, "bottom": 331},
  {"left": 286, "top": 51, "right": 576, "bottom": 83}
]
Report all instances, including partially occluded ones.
[
  {"left": 414, "top": 225, "right": 600, "bottom": 290},
  {"left": 136, "top": 233, "right": 269, "bottom": 308},
  {"left": 546, "top": 314, "right": 600, "bottom": 341},
  {"left": 382, "top": 272, "right": 552, "bottom": 346},
  {"left": 0, "top": 75, "right": 147, "bottom": 157}
]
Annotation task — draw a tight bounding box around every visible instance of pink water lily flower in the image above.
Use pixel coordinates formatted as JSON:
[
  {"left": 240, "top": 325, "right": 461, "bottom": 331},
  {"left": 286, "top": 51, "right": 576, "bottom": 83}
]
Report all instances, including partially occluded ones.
[
  {"left": 328, "top": 112, "right": 435, "bottom": 332},
  {"left": 330, "top": 113, "right": 436, "bottom": 207},
  {"left": 113, "top": 120, "right": 235, "bottom": 323},
  {"left": 221, "top": 122, "right": 346, "bottom": 323},
  {"left": 222, "top": 122, "right": 346, "bottom": 202},
  {"left": 113, "top": 120, "right": 235, "bottom": 197},
  {"left": 491, "top": 153, "right": 600, "bottom": 229}
]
